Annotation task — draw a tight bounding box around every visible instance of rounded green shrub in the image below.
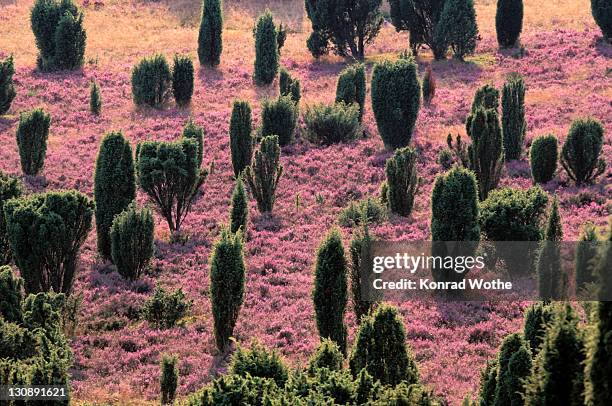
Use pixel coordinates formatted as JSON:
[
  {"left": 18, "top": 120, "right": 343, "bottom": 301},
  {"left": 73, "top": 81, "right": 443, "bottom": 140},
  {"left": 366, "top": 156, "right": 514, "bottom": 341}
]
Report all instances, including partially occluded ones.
[
  {"left": 530, "top": 134, "right": 558, "bottom": 183},
  {"left": 470, "top": 84, "right": 499, "bottom": 114},
  {"left": 501, "top": 72, "right": 526, "bottom": 160},
  {"left": 4, "top": 190, "right": 94, "bottom": 295},
  {"left": 131, "top": 54, "right": 172, "bottom": 107},
  {"left": 349, "top": 304, "right": 419, "bottom": 386},
  {"left": 253, "top": 10, "right": 279, "bottom": 85},
  {"left": 308, "top": 338, "right": 343, "bottom": 374},
  {"left": 16, "top": 108, "right": 50, "bottom": 176},
  {"left": 335, "top": 64, "right": 366, "bottom": 122},
  {"left": 230, "top": 342, "right": 288, "bottom": 386},
  {"left": 94, "top": 131, "right": 136, "bottom": 260},
  {"left": 142, "top": 284, "right": 191, "bottom": 329},
  {"left": 172, "top": 54, "right": 194, "bottom": 107},
  {"left": 160, "top": 355, "right": 178, "bottom": 405},
  {"left": 371, "top": 58, "right": 421, "bottom": 149},
  {"left": 0, "top": 55, "right": 17, "bottom": 115},
  {"left": 560, "top": 118, "right": 606, "bottom": 185},
  {"left": 385, "top": 147, "right": 419, "bottom": 217},
  {"left": 229, "top": 177, "right": 248, "bottom": 235},
  {"left": 89, "top": 79, "right": 102, "bottom": 115},
  {"left": 244, "top": 135, "right": 283, "bottom": 213},
  {"left": 110, "top": 204, "right": 154, "bottom": 281},
  {"left": 437, "top": 148, "right": 453, "bottom": 170},
  {"left": 306, "top": 30, "right": 329, "bottom": 58},
  {"left": 434, "top": 0, "right": 479, "bottom": 60},
  {"left": 53, "top": 10, "right": 86, "bottom": 70},
  {"left": 197, "top": 0, "right": 223, "bottom": 67},
  {"left": 304, "top": 102, "right": 360, "bottom": 145},
  {"left": 496, "top": 0, "right": 523, "bottom": 47},
  {"left": 0, "top": 171, "right": 22, "bottom": 266},
  {"left": 210, "top": 228, "right": 246, "bottom": 352},
  {"left": 591, "top": 0, "right": 612, "bottom": 41},
  {"left": 260, "top": 96, "right": 297, "bottom": 146},
  {"left": 338, "top": 198, "right": 386, "bottom": 228},
  {"left": 229, "top": 100, "right": 254, "bottom": 177}
]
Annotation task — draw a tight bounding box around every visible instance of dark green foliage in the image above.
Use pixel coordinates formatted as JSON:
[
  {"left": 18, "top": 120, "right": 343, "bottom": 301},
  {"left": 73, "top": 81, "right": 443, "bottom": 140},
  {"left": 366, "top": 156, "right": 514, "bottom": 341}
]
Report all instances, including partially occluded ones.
[
  {"left": 182, "top": 118, "right": 204, "bottom": 168},
  {"left": 142, "top": 284, "right": 191, "bottom": 329},
  {"left": 537, "top": 198, "right": 564, "bottom": 300},
  {"left": 434, "top": 0, "right": 479, "bottom": 60},
  {"left": 229, "top": 100, "right": 254, "bottom": 177},
  {"left": 338, "top": 197, "right": 386, "bottom": 228},
  {"left": 431, "top": 167, "right": 480, "bottom": 242},
  {"left": 308, "top": 339, "right": 343, "bottom": 373},
  {"left": 388, "top": 0, "right": 447, "bottom": 59},
  {"left": 530, "top": 134, "right": 558, "bottom": 183},
  {"left": 304, "top": 0, "right": 383, "bottom": 60},
  {"left": 94, "top": 131, "right": 136, "bottom": 259},
  {"left": 89, "top": 79, "right": 102, "bottom": 115},
  {"left": 467, "top": 107, "right": 504, "bottom": 200},
  {"left": 306, "top": 29, "right": 329, "bottom": 58},
  {"left": 244, "top": 135, "right": 283, "bottom": 213},
  {"left": 591, "top": 0, "right": 612, "bottom": 40},
  {"left": 0, "top": 171, "right": 22, "bottom": 265},
  {"left": 494, "top": 333, "right": 531, "bottom": 406},
  {"left": 349, "top": 219, "right": 375, "bottom": 323},
  {"left": 349, "top": 304, "right": 419, "bottom": 386},
  {"left": 229, "top": 177, "right": 248, "bottom": 235},
  {"left": 30, "top": 0, "right": 85, "bottom": 71},
  {"left": 279, "top": 68, "right": 301, "bottom": 105},
  {"left": 254, "top": 10, "right": 279, "bottom": 85},
  {"left": 422, "top": 67, "right": 436, "bottom": 104},
  {"left": 313, "top": 228, "right": 348, "bottom": 354},
  {"left": 260, "top": 96, "right": 297, "bottom": 146},
  {"left": 437, "top": 148, "right": 453, "bottom": 170},
  {"left": 575, "top": 222, "right": 599, "bottom": 291},
  {"left": 16, "top": 108, "right": 50, "bottom": 176},
  {"left": 335, "top": 64, "right": 366, "bottom": 122},
  {"left": 231, "top": 343, "right": 289, "bottom": 386},
  {"left": 172, "top": 54, "right": 194, "bottom": 107},
  {"left": 110, "top": 204, "right": 154, "bottom": 281},
  {"left": 523, "top": 302, "right": 555, "bottom": 356},
  {"left": 4, "top": 190, "right": 94, "bottom": 295},
  {"left": 477, "top": 359, "right": 498, "bottom": 406},
  {"left": 501, "top": 72, "right": 526, "bottom": 160},
  {"left": 385, "top": 147, "right": 419, "bottom": 217},
  {"left": 447, "top": 133, "right": 471, "bottom": 168},
  {"left": 161, "top": 355, "right": 178, "bottom": 404},
  {"left": 560, "top": 118, "right": 606, "bottom": 185},
  {"left": 480, "top": 186, "right": 549, "bottom": 241},
  {"left": 371, "top": 58, "right": 421, "bottom": 149},
  {"left": 276, "top": 23, "right": 287, "bottom": 52},
  {"left": 525, "top": 305, "right": 586, "bottom": 406},
  {"left": 0, "top": 55, "right": 16, "bottom": 115},
  {"left": 496, "top": 0, "right": 523, "bottom": 47},
  {"left": 0, "top": 266, "right": 23, "bottom": 323},
  {"left": 304, "top": 102, "right": 360, "bottom": 145},
  {"left": 595, "top": 220, "right": 612, "bottom": 300},
  {"left": 131, "top": 54, "right": 172, "bottom": 107},
  {"left": 197, "top": 0, "right": 223, "bottom": 67},
  {"left": 470, "top": 84, "right": 500, "bottom": 114},
  {"left": 210, "top": 228, "right": 246, "bottom": 352},
  {"left": 136, "top": 138, "right": 207, "bottom": 235}
]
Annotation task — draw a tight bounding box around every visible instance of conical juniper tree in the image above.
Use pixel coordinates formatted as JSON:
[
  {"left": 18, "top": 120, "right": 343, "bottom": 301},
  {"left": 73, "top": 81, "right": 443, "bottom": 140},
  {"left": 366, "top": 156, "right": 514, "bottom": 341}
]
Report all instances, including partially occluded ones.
[
  {"left": 229, "top": 177, "right": 248, "bottom": 235},
  {"left": 160, "top": 355, "right": 178, "bottom": 404},
  {"left": 94, "top": 131, "right": 136, "bottom": 260},
  {"left": 0, "top": 171, "right": 22, "bottom": 265},
  {"left": 384, "top": 147, "right": 419, "bottom": 217},
  {"left": 493, "top": 333, "right": 532, "bottom": 406},
  {"left": 244, "top": 135, "right": 283, "bottom": 214},
  {"left": 523, "top": 302, "right": 555, "bottom": 356},
  {"left": 16, "top": 108, "right": 51, "bottom": 176},
  {"left": 496, "top": 0, "right": 524, "bottom": 48},
  {"left": 198, "top": 0, "right": 223, "bottom": 67},
  {"left": 349, "top": 215, "right": 376, "bottom": 324},
  {"left": 575, "top": 222, "right": 599, "bottom": 292},
  {"left": 501, "top": 72, "right": 526, "bottom": 160},
  {"left": 229, "top": 100, "right": 254, "bottom": 178},
  {"left": 335, "top": 64, "right": 366, "bottom": 122},
  {"left": 537, "top": 197, "right": 564, "bottom": 301},
  {"left": 253, "top": 10, "right": 279, "bottom": 85},
  {"left": 434, "top": 0, "right": 479, "bottom": 60},
  {"left": 313, "top": 228, "right": 348, "bottom": 354},
  {"left": 0, "top": 55, "right": 17, "bottom": 115},
  {"left": 560, "top": 118, "right": 606, "bottom": 185}
]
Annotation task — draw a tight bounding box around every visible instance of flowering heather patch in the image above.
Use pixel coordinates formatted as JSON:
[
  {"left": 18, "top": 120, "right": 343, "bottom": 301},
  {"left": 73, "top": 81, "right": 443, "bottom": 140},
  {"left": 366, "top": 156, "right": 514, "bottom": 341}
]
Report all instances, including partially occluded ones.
[{"left": 0, "top": 1, "right": 610, "bottom": 403}]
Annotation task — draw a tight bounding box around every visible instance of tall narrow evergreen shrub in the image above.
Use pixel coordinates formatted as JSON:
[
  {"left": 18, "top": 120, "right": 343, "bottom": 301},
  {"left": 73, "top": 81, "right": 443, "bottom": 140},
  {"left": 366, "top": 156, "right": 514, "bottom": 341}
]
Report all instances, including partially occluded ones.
[
  {"left": 260, "top": 96, "right": 297, "bottom": 146},
  {"left": 245, "top": 136, "right": 283, "bottom": 213},
  {"left": 197, "top": 0, "right": 223, "bottom": 67},
  {"left": 477, "top": 359, "right": 498, "bottom": 406},
  {"left": 523, "top": 302, "right": 555, "bottom": 356},
  {"left": 0, "top": 55, "right": 16, "bottom": 115},
  {"left": 349, "top": 218, "right": 375, "bottom": 323},
  {"left": 313, "top": 228, "right": 348, "bottom": 354},
  {"left": 560, "top": 118, "right": 606, "bottom": 185},
  {"left": 493, "top": 333, "right": 532, "bottom": 406},
  {"left": 335, "top": 64, "right": 366, "bottom": 122},
  {"left": 496, "top": 0, "right": 524, "bottom": 47},
  {"left": 210, "top": 228, "right": 246, "bottom": 352},
  {"left": 0, "top": 171, "right": 22, "bottom": 266},
  {"left": 94, "top": 131, "right": 136, "bottom": 260},
  {"left": 0, "top": 265, "right": 23, "bottom": 323},
  {"left": 172, "top": 55, "right": 194, "bottom": 107},
  {"left": 434, "top": 0, "right": 479, "bottom": 60},
  {"left": 537, "top": 198, "right": 564, "bottom": 301},
  {"left": 384, "top": 147, "right": 419, "bottom": 217},
  {"left": 575, "top": 222, "right": 599, "bottom": 291},
  {"left": 16, "top": 108, "right": 50, "bottom": 176},
  {"left": 89, "top": 79, "right": 102, "bottom": 115},
  {"left": 254, "top": 10, "right": 279, "bottom": 85},
  {"left": 470, "top": 84, "right": 499, "bottom": 114},
  {"left": 53, "top": 10, "right": 87, "bottom": 70},
  {"left": 131, "top": 54, "right": 172, "bottom": 108},
  {"left": 4, "top": 190, "right": 94, "bottom": 295},
  {"left": 308, "top": 338, "right": 344, "bottom": 373},
  {"left": 501, "top": 72, "right": 526, "bottom": 160},
  {"left": 591, "top": 0, "right": 612, "bottom": 41},
  {"left": 229, "top": 100, "right": 253, "bottom": 177},
  {"left": 110, "top": 204, "right": 154, "bottom": 281},
  {"left": 530, "top": 134, "right": 558, "bottom": 184},
  {"left": 371, "top": 58, "right": 421, "bottom": 149},
  {"left": 182, "top": 119, "right": 204, "bottom": 168},
  {"left": 467, "top": 107, "right": 504, "bottom": 200},
  {"left": 160, "top": 355, "right": 178, "bottom": 404},
  {"left": 229, "top": 177, "right": 248, "bottom": 235},
  {"left": 349, "top": 304, "right": 419, "bottom": 386}
]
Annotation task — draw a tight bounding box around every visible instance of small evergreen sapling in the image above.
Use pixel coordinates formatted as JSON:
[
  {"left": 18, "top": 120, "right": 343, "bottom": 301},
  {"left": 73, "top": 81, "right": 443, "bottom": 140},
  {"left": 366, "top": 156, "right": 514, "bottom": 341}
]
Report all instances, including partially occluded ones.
[
  {"left": 253, "top": 10, "right": 279, "bottom": 85},
  {"left": 229, "top": 100, "right": 254, "bottom": 177},
  {"left": 303, "top": 102, "right": 360, "bottom": 145},
  {"left": 16, "top": 108, "right": 51, "bottom": 176},
  {"left": 143, "top": 284, "right": 191, "bottom": 329},
  {"left": 0, "top": 55, "right": 17, "bottom": 115},
  {"left": 493, "top": 333, "right": 531, "bottom": 406},
  {"left": 160, "top": 355, "right": 178, "bottom": 404},
  {"left": 501, "top": 72, "right": 526, "bottom": 160},
  {"left": 229, "top": 177, "right": 248, "bottom": 235},
  {"left": 496, "top": 0, "right": 524, "bottom": 47},
  {"left": 530, "top": 134, "right": 558, "bottom": 183},
  {"left": 335, "top": 64, "right": 366, "bottom": 122},
  {"left": 89, "top": 79, "right": 102, "bottom": 115},
  {"left": 384, "top": 147, "right": 419, "bottom": 217},
  {"left": 349, "top": 216, "right": 376, "bottom": 323},
  {"left": 172, "top": 54, "right": 194, "bottom": 107},
  {"left": 279, "top": 68, "right": 301, "bottom": 105},
  {"left": 308, "top": 338, "right": 344, "bottom": 373},
  {"left": 523, "top": 302, "right": 555, "bottom": 356},
  {"left": 244, "top": 135, "right": 283, "bottom": 214},
  {"left": 198, "top": 0, "right": 223, "bottom": 67}
]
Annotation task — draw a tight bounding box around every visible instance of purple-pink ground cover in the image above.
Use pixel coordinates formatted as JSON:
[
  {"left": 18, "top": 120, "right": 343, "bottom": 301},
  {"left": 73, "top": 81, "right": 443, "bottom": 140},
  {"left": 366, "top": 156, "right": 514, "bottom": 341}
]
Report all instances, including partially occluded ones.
[{"left": 0, "top": 27, "right": 610, "bottom": 405}]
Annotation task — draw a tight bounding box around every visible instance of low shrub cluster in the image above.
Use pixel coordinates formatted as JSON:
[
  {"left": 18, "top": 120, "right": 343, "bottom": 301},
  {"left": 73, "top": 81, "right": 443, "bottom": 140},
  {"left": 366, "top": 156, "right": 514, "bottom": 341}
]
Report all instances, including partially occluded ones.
[
  {"left": 304, "top": 102, "right": 360, "bottom": 145},
  {"left": 279, "top": 68, "right": 301, "bottom": 105},
  {"left": 142, "top": 284, "right": 191, "bottom": 329},
  {"left": 335, "top": 64, "right": 366, "bottom": 122},
  {"left": 338, "top": 198, "right": 386, "bottom": 228}
]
